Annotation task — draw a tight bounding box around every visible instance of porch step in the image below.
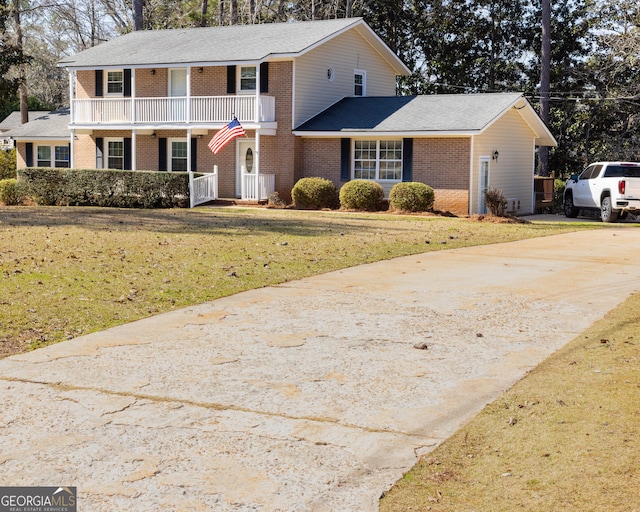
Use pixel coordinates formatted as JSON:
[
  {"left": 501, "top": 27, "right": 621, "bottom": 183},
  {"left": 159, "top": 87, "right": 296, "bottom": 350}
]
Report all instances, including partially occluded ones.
[{"left": 201, "top": 198, "right": 266, "bottom": 208}]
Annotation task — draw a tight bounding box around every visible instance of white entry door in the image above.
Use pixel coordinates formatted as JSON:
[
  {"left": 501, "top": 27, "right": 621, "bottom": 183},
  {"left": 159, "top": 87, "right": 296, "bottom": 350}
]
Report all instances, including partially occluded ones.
[
  {"left": 236, "top": 139, "right": 256, "bottom": 198},
  {"left": 169, "top": 68, "right": 187, "bottom": 121},
  {"left": 478, "top": 157, "right": 490, "bottom": 214}
]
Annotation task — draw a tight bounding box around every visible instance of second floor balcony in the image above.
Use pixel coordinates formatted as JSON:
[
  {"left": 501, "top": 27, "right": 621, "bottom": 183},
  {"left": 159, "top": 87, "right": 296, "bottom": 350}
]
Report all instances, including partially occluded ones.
[{"left": 71, "top": 95, "right": 276, "bottom": 126}]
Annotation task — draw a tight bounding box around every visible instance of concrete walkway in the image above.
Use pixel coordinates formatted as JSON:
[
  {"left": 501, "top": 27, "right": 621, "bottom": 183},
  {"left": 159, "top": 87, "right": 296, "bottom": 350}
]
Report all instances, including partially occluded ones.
[{"left": 1, "top": 228, "right": 640, "bottom": 511}]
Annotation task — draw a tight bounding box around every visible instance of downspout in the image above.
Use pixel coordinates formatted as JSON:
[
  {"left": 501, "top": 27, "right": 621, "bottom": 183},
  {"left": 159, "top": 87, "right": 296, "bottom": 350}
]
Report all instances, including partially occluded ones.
[{"left": 468, "top": 135, "right": 475, "bottom": 215}]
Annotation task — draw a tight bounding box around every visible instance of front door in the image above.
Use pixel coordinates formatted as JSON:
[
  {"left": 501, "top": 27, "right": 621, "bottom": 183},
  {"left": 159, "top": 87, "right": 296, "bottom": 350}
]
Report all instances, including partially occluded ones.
[
  {"left": 169, "top": 68, "right": 187, "bottom": 121},
  {"left": 478, "top": 157, "right": 490, "bottom": 214},
  {"left": 237, "top": 139, "right": 256, "bottom": 198}
]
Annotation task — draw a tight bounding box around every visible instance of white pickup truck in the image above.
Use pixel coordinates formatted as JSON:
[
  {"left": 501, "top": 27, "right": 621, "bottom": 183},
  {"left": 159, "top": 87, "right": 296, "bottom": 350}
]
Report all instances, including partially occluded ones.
[{"left": 563, "top": 161, "right": 640, "bottom": 222}]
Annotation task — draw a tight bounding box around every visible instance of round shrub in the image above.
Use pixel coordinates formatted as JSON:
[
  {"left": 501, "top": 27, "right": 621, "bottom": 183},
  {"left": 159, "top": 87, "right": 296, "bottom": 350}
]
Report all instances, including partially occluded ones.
[
  {"left": 339, "top": 179, "right": 385, "bottom": 211},
  {"left": 0, "top": 178, "right": 29, "bottom": 205},
  {"left": 291, "top": 177, "right": 338, "bottom": 209},
  {"left": 389, "top": 182, "right": 434, "bottom": 212}
]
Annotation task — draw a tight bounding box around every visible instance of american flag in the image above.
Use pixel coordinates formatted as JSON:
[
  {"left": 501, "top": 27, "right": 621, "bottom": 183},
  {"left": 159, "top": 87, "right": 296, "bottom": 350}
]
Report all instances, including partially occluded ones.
[{"left": 208, "top": 118, "right": 246, "bottom": 154}]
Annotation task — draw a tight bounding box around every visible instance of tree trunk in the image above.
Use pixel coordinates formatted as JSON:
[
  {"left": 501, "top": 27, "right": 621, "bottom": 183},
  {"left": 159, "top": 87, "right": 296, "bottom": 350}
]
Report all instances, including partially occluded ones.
[
  {"left": 201, "top": 0, "right": 208, "bottom": 27},
  {"left": 218, "top": 0, "right": 225, "bottom": 25},
  {"left": 12, "top": 0, "right": 28, "bottom": 124},
  {"left": 538, "top": 0, "right": 551, "bottom": 176},
  {"left": 133, "top": 0, "right": 143, "bottom": 30},
  {"left": 230, "top": 0, "right": 237, "bottom": 25}
]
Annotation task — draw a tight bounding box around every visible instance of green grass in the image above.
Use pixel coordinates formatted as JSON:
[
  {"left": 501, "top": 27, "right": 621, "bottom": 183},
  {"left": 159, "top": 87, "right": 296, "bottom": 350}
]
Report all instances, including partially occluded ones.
[
  {"left": 380, "top": 291, "right": 640, "bottom": 511},
  {"left": 0, "top": 206, "right": 589, "bottom": 356},
  {"left": 2, "top": 205, "right": 636, "bottom": 510}
]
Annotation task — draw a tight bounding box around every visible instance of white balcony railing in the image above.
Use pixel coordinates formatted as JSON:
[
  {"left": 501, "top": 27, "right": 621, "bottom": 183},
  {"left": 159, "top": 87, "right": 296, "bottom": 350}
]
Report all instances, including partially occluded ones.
[{"left": 71, "top": 95, "right": 276, "bottom": 125}]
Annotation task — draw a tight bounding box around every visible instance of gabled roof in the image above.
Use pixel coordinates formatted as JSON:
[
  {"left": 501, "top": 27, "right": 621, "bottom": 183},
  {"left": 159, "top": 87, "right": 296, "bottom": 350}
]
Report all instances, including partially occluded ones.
[
  {"left": 0, "top": 111, "right": 50, "bottom": 133},
  {"left": 294, "top": 93, "right": 557, "bottom": 146},
  {"left": 3, "top": 108, "right": 71, "bottom": 140},
  {"left": 59, "top": 18, "right": 409, "bottom": 75}
]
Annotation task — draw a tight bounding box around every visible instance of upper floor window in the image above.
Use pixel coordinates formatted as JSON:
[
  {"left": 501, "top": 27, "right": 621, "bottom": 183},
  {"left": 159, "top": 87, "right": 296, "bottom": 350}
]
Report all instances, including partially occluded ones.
[
  {"left": 354, "top": 70, "right": 366, "bottom": 97},
  {"left": 239, "top": 66, "right": 256, "bottom": 93},
  {"left": 354, "top": 140, "right": 402, "bottom": 181},
  {"left": 37, "top": 145, "right": 70, "bottom": 168},
  {"left": 106, "top": 70, "right": 124, "bottom": 95}
]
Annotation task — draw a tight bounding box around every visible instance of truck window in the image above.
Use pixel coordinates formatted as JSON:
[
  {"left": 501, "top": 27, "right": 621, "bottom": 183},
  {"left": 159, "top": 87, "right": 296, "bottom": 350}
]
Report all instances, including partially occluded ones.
[
  {"left": 603, "top": 165, "right": 640, "bottom": 178},
  {"left": 580, "top": 165, "right": 601, "bottom": 180}
]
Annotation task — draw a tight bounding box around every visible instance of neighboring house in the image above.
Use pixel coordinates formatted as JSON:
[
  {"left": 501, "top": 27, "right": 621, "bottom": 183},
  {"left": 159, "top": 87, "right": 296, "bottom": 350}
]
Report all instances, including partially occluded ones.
[
  {"left": 5, "top": 109, "right": 71, "bottom": 167},
  {"left": 12, "top": 17, "right": 555, "bottom": 215},
  {"left": 7, "top": 108, "right": 71, "bottom": 168},
  {"left": 0, "top": 111, "right": 50, "bottom": 150}
]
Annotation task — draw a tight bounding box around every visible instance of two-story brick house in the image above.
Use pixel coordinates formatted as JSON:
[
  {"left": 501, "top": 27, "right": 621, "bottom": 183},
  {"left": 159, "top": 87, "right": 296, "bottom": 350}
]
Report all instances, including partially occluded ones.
[{"left": 11, "top": 17, "right": 555, "bottom": 215}]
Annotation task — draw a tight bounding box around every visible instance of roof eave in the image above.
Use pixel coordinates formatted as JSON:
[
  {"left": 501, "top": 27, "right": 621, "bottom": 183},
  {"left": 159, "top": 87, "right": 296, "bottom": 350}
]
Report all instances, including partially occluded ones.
[{"left": 293, "top": 130, "right": 477, "bottom": 137}]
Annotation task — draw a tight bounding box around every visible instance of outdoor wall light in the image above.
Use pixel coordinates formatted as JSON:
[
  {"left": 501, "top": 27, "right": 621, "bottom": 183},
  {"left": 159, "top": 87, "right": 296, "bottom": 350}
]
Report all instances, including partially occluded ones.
[
  {"left": 198, "top": 67, "right": 204, "bottom": 73},
  {"left": 151, "top": 69, "right": 156, "bottom": 75},
  {"left": 151, "top": 132, "right": 157, "bottom": 138},
  {"left": 492, "top": 150, "right": 499, "bottom": 160}
]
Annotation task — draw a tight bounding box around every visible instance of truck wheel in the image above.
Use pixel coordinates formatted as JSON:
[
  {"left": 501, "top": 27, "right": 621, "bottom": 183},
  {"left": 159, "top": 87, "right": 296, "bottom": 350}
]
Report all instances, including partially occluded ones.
[
  {"left": 601, "top": 196, "right": 618, "bottom": 223},
  {"left": 563, "top": 194, "right": 579, "bottom": 218}
]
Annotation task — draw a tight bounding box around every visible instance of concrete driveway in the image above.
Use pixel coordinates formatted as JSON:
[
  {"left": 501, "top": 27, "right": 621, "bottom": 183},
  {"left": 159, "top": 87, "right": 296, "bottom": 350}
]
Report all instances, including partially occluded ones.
[{"left": 1, "top": 227, "right": 640, "bottom": 511}]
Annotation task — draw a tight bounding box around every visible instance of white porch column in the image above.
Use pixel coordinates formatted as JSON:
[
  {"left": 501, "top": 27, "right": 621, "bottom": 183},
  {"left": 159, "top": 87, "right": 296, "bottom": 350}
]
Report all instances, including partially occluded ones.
[
  {"left": 186, "top": 68, "right": 191, "bottom": 124},
  {"left": 130, "top": 69, "right": 136, "bottom": 125},
  {"left": 69, "top": 70, "right": 75, "bottom": 168},
  {"left": 187, "top": 128, "right": 192, "bottom": 174},
  {"left": 131, "top": 130, "right": 137, "bottom": 171},
  {"left": 255, "top": 63, "right": 260, "bottom": 123}
]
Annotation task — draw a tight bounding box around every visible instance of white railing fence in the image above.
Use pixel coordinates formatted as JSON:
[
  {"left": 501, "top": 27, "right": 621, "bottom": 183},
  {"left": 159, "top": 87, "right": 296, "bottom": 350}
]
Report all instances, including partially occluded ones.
[
  {"left": 189, "top": 166, "right": 219, "bottom": 208},
  {"left": 241, "top": 169, "right": 275, "bottom": 201}
]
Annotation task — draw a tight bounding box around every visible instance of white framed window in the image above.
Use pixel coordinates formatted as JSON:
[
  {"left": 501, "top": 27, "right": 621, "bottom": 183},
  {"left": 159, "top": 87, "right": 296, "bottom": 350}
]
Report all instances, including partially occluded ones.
[
  {"left": 105, "top": 138, "right": 124, "bottom": 169},
  {"left": 354, "top": 69, "right": 366, "bottom": 97},
  {"left": 238, "top": 66, "right": 257, "bottom": 93},
  {"left": 353, "top": 140, "right": 402, "bottom": 181},
  {"left": 36, "top": 144, "right": 70, "bottom": 168},
  {"left": 106, "top": 70, "right": 124, "bottom": 95},
  {"left": 169, "top": 139, "right": 188, "bottom": 171}
]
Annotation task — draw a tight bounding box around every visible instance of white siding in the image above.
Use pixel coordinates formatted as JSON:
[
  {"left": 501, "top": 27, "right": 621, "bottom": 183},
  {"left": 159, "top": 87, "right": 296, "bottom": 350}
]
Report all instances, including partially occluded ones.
[
  {"left": 293, "top": 29, "right": 398, "bottom": 128},
  {"left": 471, "top": 108, "right": 537, "bottom": 215}
]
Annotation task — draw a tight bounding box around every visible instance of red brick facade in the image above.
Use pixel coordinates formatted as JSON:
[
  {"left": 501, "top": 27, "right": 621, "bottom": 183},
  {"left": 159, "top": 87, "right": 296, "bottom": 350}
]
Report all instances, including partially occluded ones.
[{"left": 300, "top": 137, "right": 471, "bottom": 216}]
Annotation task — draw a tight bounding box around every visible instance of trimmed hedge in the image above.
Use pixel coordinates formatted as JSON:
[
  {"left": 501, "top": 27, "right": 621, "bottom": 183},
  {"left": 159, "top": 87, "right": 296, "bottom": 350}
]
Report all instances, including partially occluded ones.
[
  {"left": 0, "top": 149, "right": 17, "bottom": 180},
  {"left": 339, "top": 179, "right": 385, "bottom": 211},
  {"left": 291, "top": 177, "right": 338, "bottom": 209},
  {"left": 0, "top": 178, "right": 29, "bottom": 205},
  {"left": 17, "top": 168, "right": 190, "bottom": 208},
  {"left": 389, "top": 182, "right": 435, "bottom": 212}
]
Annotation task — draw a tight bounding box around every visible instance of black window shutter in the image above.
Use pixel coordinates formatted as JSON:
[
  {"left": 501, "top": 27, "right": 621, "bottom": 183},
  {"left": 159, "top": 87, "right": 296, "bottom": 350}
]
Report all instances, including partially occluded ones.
[
  {"left": 340, "top": 138, "right": 351, "bottom": 182},
  {"left": 95, "top": 70, "right": 103, "bottom": 97},
  {"left": 158, "top": 138, "right": 167, "bottom": 171},
  {"left": 260, "top": 62, "right": 269, "bottom": 93},
  {"left": 68, "top": 143, "right": 71, "bottom": 168},
  {"left": 124, "top": 137, "right": 132, "bottom": 170},
  {"left": 227, "top": 65, "right": 236, "bottom": 94},
  {"left": 26, "top": 142, "right": 33, "bottom": 167},
  {"left": 191, "top": 137, "right": 197, "bottom": 171},
  {"left": 95, "top": 137, "right": 104, "bottom": 168},
  {"left": 123, "top": 69, "right": 132, "bottom": 97},
  {"left": 402, "top": 138, "right": 413, "bottom": 182}
]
